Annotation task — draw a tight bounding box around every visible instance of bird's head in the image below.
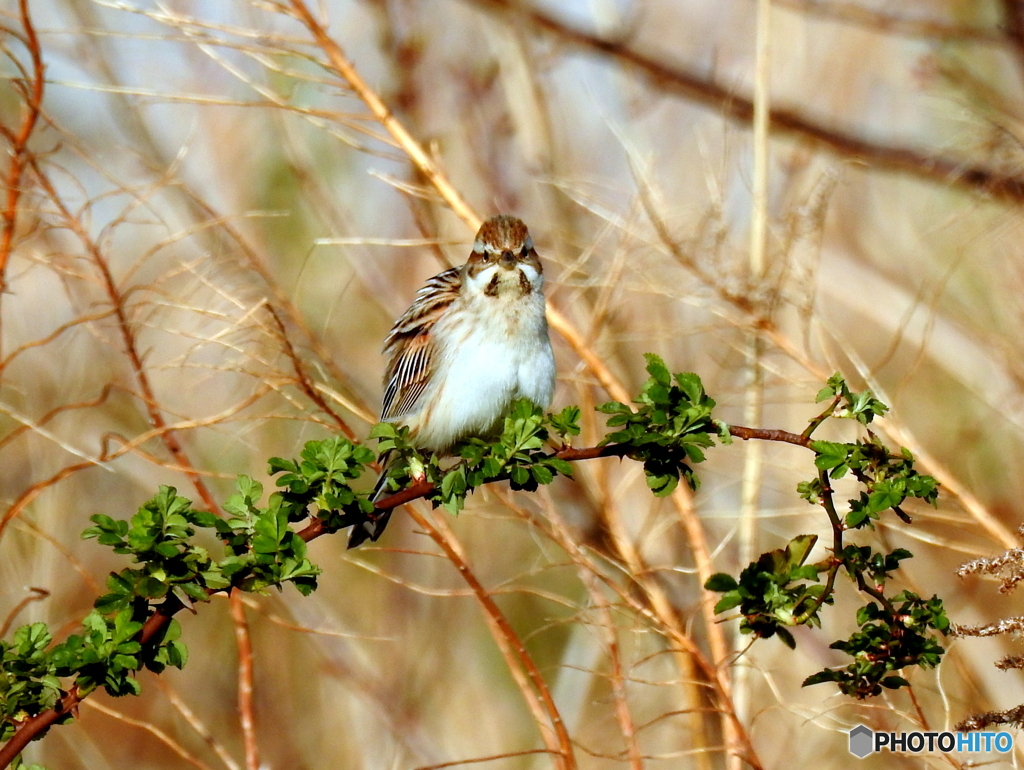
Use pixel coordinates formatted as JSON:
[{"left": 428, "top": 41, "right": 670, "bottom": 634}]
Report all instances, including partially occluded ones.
[{"left": 464, "top": 215, "right": 543, "bottom": 296}]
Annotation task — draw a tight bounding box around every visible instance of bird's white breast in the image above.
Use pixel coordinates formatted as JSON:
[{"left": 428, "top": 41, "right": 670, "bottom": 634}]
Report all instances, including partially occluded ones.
[{"left": 413, "top": 271, "right": 555, "bottom": 452}]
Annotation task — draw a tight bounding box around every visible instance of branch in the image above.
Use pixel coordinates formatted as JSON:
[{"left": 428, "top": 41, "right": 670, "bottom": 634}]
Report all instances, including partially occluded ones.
[
  {"left": 16, "top": 147, "right": 219, "bottom": 516},
  {"left": 228, "top": 592, "right": 260, "bottom": 770},
  {"left": 302, "top": 425, "right": 810, "bottom": 544},
  {"left": 0, "top": 421, "right": 807, "bottom": 766},
  {"left": 0, "top": 0, "right": 45, "bottom": 298},
  {"left": 794, "top": 470, "right": 843, "bottom": 624},
  {"left": 774, "top": 0, "right": 1005, "bottom": 43},
  {"left": 308, "top": 425, "right": 810, "bottom": 535},
  {"left": 729, "top": 425, "right": 810, "bottom": 447},
  {"left": 403, "top": 506, "right": 576, "bottom": 769},
  {"left": 1001, "top": 0, "right": 1024, "bottom": 74},
  {"left": 266, "top": 303, "right": 359, "bottom": 440},
  {"left": 465, "top": 0, "right": 1024, "bottom": 204},
  {"left": 0, "top": 597, "right": 184, "bottom": 766},
  {"left": 285, "top": 0, "right": 482, "bottom": 228}
]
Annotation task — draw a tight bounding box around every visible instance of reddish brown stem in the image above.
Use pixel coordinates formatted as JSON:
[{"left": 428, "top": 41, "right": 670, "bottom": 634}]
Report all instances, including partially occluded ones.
[
  {"left": 0, "top": 597, "right": 182, "bottom": 767},
  {"left": 0, "top": 0, "right": 45, "bottom": 297},
  {"left": 728, "top": 425, "right": 811, "bottom": 447},
  {"left": 303, "top": 426, "right": 809, "bottom": 537}
]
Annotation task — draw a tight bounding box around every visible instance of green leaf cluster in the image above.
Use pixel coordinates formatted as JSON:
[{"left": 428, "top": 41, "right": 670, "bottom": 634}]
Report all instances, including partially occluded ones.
[
  {"left": 706, "top": 535, "right": 828, "bottom": 649},
  {"left": 803, "top": 592, "right": 949, "bottom": 698},
  {"left": 218, "top": 477, "right": 320, "bottom": 596},
  {"left": 269, "top": 436, "right": 376, "bottom": 536},
  {"left": 804, "top": 439, "right": 938, "bottom": 528},
  {"left": 3, "top": 435, "right": 379, "bottom": 758},
  {"left": 367, "top": 421, "right": 420, "bottom": 500},
  {"left": 1, "top": 624, "right": 66, "bottom": 744},
  {"left": 371, "top": 402, "right": 580, "bottom": 515},
  {"left": 816, "top": 372, "right": 889, "bottom": 425},
  {"left": 598, "top": 354, "right": 723, "bottom": 496},
  {"left": 708, "top": 373, "right": 948, "bottom": 700},
  {"left": 840, "top": 545, "right": 911, "bottom": 587},
  {"left": 1, "top": 609, "right": 186, "bottom": 747},
  {"left": 83, "top": 486, "right": 227, "bottom": 610}
]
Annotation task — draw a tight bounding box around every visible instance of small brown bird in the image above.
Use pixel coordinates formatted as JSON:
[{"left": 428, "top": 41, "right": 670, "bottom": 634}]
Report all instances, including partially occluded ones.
[{"left": 351, "top": 215, "right": 556, "bottom": 546}]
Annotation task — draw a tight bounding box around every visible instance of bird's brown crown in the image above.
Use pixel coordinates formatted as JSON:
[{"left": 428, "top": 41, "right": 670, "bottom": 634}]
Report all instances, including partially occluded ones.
[{"left": 473, "top": 215, "right": 532, "bottom": 254}]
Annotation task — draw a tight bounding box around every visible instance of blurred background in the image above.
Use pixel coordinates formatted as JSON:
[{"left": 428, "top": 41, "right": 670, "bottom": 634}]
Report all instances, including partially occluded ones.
[{"left": 2, "top": 0, "right": 1024, "bottom": 767}]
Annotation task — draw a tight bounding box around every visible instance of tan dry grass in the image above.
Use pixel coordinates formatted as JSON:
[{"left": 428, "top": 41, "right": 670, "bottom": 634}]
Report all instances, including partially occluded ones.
[{"left": 3, "top": 0, "right": 1024, "bottom": 768}]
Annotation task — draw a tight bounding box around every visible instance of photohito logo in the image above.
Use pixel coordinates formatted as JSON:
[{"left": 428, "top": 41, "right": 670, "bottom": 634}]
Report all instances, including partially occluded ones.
[{"left": 848, "top": 725, "right": 1014, "bottom": 758}]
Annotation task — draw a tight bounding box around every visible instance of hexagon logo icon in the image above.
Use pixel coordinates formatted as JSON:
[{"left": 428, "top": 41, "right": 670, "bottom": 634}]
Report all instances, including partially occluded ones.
[{"left": 849, "top": 725, "right": 874, "bottom": 758}]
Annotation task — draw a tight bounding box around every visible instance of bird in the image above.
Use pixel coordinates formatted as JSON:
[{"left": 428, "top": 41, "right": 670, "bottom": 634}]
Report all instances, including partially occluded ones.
[{"left": 349, "top": 215, "right": 556, "bottom": 547}]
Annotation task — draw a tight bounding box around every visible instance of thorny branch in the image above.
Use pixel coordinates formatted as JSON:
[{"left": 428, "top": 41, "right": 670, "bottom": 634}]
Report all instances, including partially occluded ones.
[{"left": 794, "top": 471, "right": 843, "bottom": 624}]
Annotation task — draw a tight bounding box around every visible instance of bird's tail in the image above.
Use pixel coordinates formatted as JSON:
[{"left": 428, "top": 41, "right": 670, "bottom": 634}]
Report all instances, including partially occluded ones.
[
  {"left": 370, "top": 458, "right": 393, "bottom": 502},
  {"left": 347, "top": 453, "right": 395, "bottom": 548}
]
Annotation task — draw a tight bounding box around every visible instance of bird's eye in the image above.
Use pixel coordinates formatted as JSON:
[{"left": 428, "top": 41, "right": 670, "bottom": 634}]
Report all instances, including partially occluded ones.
[
  {"left": 520, "top": 246, "right": 529, "bottom": 258},
  {"left": 480, "top": 252, "right": 490, "bottom": 262}
]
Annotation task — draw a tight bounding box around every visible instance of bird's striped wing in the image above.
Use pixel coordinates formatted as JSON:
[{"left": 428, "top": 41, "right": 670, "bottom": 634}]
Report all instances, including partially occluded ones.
[{"left": 381, "top": 267, "right": 461, "bottom": 420}]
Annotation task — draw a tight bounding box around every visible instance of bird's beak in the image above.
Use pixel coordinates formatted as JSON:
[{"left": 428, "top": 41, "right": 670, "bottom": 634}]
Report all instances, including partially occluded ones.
[{"left": 499, "top": 250, "right": 516, "bottom": 269}]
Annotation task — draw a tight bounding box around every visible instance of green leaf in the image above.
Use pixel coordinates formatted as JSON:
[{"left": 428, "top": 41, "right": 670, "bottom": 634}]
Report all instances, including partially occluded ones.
[
  {"left": 784, "top": 535, "right": 818, "bottom": 569},
  {"left": 531, "top": 465, "right": 554, "bottom": 485},
  {"left": 13, "top": 623, "right": 51, "bottom": 654},
  {"left": 643, "top": 353, "right": 671, "bottom": 386},
  {"left": 136, "top": 577, "right": 167, "bottom": 599},
  {"left": 550, "top": 405, "right": 582, "bottom": 437},
  {"left": 789, "top": 565, "right": 820, "bottom": 582},
  {"left": 802, "top": 670, "right": 839, "bottom": 687},
  {"left": 674, "top": 372, "right": 704, "bottom": 404},
  {"left": 810, "top": 441, "right": 849, "bottom": 470},
  {"left": 166, "top": 640, "right": 188, "bottom": 669},
  {"left": 646, "top": 471, "right": 677, "bottom": 497},
  {"left": 112, "top": 653, "right": 139, "bottom": 669},
  {"left": 775, "top": 627, "right": 796, "bottom": 649},
  {"left": 113, "top": 609, "right": 143, "bottom": 643},
  {"left": 545, "top": 457, "right": 573, "bottom": 477},
  {"left": 267, "top": 456, "right": 298, "bottom": 474},
  {"left": 188, "top": 510, "right": 220, "bottom": 529},
  {"left": 713, "top": 593, "right": 744, "bottom": 613},
  {"left": 705, "top": 573, "right": 739, "bottom": 592}
]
